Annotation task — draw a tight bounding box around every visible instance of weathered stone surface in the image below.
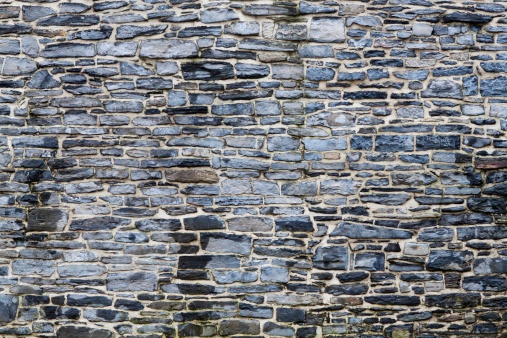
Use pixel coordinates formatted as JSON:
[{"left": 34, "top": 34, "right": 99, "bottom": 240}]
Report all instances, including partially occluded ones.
[
  {"left": 421, "top": 80, "right": 463, "bottom": 99},
  {"left": 309, "top": 17, "right": 345, "bottom": 42},
  {"left": 427, "top": 250, "right": 474, "bottom": 272},
  {"left": 182, "top": 62, "right": 234, "bottom": 80},
  {"left": 57, "top": 326, "right": 113, "bottom": 338},
  {"left": 331, "top": 222, "right": 412, "bottom": 239},
  {"left": 0, "top": 295, "right": 18, "bottom": 323},
  {"left": 425, "top": 293, "right": 481, "bottom": 308},
  {"left": 28, "top": 208, "right": 68, "bottom": 232},
  {"left": 474, "top": 258, "right": 507, "bottom": 274},
  {"left": 140, "top": 39, "right": 198, "bottom": 58},
  {"left": 106, "top": 272, "right": 157, "bottom": 291},
  {"left": 313, "top": 246, "right": 347, "bottom": 270},
  {"left": 184, "top": 215, "right": 225, "bottom": 230}
]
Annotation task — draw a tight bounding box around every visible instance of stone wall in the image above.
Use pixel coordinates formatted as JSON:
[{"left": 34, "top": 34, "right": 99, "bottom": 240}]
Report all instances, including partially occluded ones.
[{"left": 0, "top": 0, "right": 506, "bottom": 337}]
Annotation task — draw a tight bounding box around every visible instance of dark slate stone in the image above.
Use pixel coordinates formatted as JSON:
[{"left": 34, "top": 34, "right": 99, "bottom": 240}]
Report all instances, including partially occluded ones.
[
  {"left": 181, "top": 62, "right": 234, "bottom": 80},
  {"left": 275, "top": 216, "right": 314, "bottom": 232},
  {"left": 178, "top": 255, "right": 240, "bottom": 269},
  {"left": 56, "top": 326, "right": 113, "bottom": 338},
  {"left": 442, "top": 12, "right": 493, "bottom": 24},
  {"left": 364, "top": 296, "right": 420, "bottom": 306},
  {"left": 116, "top": 24, "right": 167, "bottom": 39},
  {"left": 325, "top": 284, "right": 368, "bottom": 296},
  {"left": 375, "top": 135, "right": 413, "bottom": 152},
  {"left": 37, "top": 15, "right": 99, "bottom": 26},
  {"left": 337, "top": 272, "right": 369, "bottom": 283},
  {"left": 27, "top": 208, "right": 68, "bottom": 232},
  {"left": 313, "top": 246, "right": 347, "bottom": 270},
  {"left": 426, "top": 250, "right": 473, "bottom": 272},
  {"left": 93, "top": 1, "right": 128, "bottom": 11},
  {"left": 70, "top": 217, "right": 130, "bottom": 231},
  {"left": 67, "top": 294, "right": 113, "bottom": 307},
  {"left": 276, "top": 308, "right": 305, "bottom": 323},
  {"left": 360, "top": 193, "right": 411, "bottom": 206},
  {"left": 343, "top": 91, "right": 387, "bottom": 100},
  {"left": 425, "top": 293, "right": 481, "bottom": 308},
  {"left": 114, "top": 299, "right": 144, "bottom": 311},
  {"left": 463, "top": 276, "right": 507, "bottom": 292},
  {"left": 355, "top": 252, "right": 385, "bottom": 271},
  {"left": 178, "top": 26, "right": 222, "bottom": 37},
  {"left": 184, "top": 215, "right": 225, "bottom": 230},
  {"left": 416, "top": 135, "right": 460, "bottom": 150},
  {"left": 467, "top": 197, "right": 507, "bottom": 214}
]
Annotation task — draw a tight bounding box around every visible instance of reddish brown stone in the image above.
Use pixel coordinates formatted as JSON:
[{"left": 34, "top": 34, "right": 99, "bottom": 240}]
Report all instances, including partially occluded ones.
[{"left": 475, "top": 157, "right": 507, "bottom": 169}]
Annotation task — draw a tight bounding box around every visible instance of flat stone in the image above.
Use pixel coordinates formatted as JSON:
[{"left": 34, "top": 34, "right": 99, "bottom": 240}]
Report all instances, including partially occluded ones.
[
  {"left": 140, "top": 39, "right": 198, "bottom": 58},
  {"left": 313, "top": 246, "right": 347, "bottom": 270},
  {"left": 0, "top": 295, "right": 18, "bottom": 323},
  {"left": 427, "top": 250, "right": 473, "bottom": 272},
  {"left": 201, "top": 8, "right": 238, "bottom": 23},
  {"left": 106, "top": 272, "right": 157, "bottom": 291},
  {"left": 28, "top": 208, "right": 68, "bottom": 232},
  {"left": 57, "top": 326, "right": 113, "bottom": 338},
  {"left": 421, "top": 80, "right": 463, "bottom": 99},
  {"left": 331, "top": 222, "right": 412, "bottom": 239}
]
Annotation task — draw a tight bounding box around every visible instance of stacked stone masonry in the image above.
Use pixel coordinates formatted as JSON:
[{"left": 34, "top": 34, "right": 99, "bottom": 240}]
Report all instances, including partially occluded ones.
[{"left": 1, "top": 0, "right": 507, "bottom": 336}]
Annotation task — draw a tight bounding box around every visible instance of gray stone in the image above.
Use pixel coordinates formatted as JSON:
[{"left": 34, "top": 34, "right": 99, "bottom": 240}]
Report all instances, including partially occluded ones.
[
  {"left": 260, "top": 266, "right": 289, "bottom": 283},
  {"left": 213, "top": 270, "right": 257, "bottom": 284},
  {"left": 201, "top": 232, "right": 252, "bottom": 255},
  {"left": 140, "top": 39, "right": 198, "bottom": 59},
  {"left": 58, "top": 264, "right": 107, "bottom": 277},
  {"left": 97, "top": 42, "right": 137, "bottom": 56},
  {"left": 481, "top": 76, "right": 507, "bottom": 97},
  {"left": 12, "top": 259, "right": 54, "bottom": 277},
  {"left": 281, "top": 181, "right": 317, "bottom": 196},
  {"left": 0, "top": 39, "right": 20, "bottom": 54},
  {"left": 0, "top": 295, "right": 18, "bottom": 323},
  {"left": 321, "top": 179, "right": 361, "bottom": 195},
  {"left": 346, "top": 16, "right": 382, "bottom": 27},
  {"left": 422, "top": 80, "right": 464, "bottom": 99},
  {"left": 106, "top": 272, "right": 157, "bottom": 291},
  {"left": 302, "top": 138, "right": 347, "bottom": 151},
  {"left": 2, "top": 57, "right": 36, "bottom": 75},
  {"left": 201, "top": 8, "right": 238, "bottom": 23},
  {"left": 225, "top": 21, "right": 260, "bottom": 35},
  {"left": 272, "top": 64, "right": 304, "bottom": 80},
  {"left": 41, "top": 43, "right": 95, "bottom": 58},
  {"left": 218, "top": 320, "right": 260, "bottom": 336}
]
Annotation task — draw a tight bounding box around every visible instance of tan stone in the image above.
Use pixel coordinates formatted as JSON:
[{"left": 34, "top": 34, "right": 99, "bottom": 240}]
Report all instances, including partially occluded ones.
[{"left": 166, "top": 170, "right": 219, "bottom": 183}]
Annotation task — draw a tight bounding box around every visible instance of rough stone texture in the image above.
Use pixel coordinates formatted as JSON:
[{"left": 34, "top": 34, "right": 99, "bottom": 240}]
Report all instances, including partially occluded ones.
[{"left": 0, "top": 0, "right": 507, "bottom": 337}]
